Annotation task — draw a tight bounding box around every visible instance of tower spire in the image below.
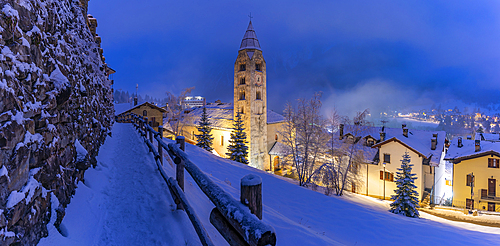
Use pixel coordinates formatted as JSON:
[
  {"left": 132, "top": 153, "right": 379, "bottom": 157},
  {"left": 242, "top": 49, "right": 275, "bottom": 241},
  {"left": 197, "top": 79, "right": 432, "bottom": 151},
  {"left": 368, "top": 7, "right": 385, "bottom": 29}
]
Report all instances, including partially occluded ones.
[{"left": 240, "top": 17, "right": 261, "bottom": 51}]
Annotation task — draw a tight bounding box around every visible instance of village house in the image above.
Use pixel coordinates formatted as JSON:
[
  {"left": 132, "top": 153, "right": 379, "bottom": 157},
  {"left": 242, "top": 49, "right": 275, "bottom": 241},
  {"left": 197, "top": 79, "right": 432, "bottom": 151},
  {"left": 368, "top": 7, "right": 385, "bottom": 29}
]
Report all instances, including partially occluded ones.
[
  {"left": 445, "top": 133, "right": 500, "bottom": 212},
  {"left": 339, "top": 124, "right": 446, "bottom": 204},
  {"left": 116, "top": 101, "right": 167, "bottom": 132}
]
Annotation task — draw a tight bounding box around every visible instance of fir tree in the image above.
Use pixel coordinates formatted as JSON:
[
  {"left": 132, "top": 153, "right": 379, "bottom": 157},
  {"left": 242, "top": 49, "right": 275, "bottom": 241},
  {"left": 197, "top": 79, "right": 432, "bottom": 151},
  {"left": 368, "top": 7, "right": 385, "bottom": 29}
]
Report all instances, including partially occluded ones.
[
  {"left": 195, "top": 106, "right": 214, "bottom": 151},
  {"left": 390, "top": 152, "right": 420, "bottom": 218},
  {"left": 227, "top": 110, "right": 249, "bottom": 164}
]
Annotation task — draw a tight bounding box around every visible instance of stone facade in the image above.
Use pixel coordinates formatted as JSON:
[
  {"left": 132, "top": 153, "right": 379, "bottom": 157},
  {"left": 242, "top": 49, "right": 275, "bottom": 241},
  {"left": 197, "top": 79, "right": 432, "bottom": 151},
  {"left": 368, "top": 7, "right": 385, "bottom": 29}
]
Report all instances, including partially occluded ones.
[
  {"left": 0, "top": 0, "right": 113, "bottom": 245},
  {"left": 234, "top": 21, "right": 268, "bottom": 170}
]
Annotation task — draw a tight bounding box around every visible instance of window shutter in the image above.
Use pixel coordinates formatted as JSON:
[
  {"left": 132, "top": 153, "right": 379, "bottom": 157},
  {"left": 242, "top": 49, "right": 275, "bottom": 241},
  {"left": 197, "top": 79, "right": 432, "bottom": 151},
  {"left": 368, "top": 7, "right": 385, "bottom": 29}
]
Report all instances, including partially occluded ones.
[{"left": 380, "top": 171, "right": 383, "bottom": 180}]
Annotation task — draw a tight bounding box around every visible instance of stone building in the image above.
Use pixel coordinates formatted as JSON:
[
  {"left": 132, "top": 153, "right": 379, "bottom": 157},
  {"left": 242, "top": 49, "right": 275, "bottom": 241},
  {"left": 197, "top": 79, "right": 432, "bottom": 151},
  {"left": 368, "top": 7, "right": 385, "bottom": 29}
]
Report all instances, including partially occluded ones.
[
  {"left": 234, "top": 21, "right": 268, "bottom": 169},
  {"left": 179, "top": 20, "right": 284, "bottom": 170}
]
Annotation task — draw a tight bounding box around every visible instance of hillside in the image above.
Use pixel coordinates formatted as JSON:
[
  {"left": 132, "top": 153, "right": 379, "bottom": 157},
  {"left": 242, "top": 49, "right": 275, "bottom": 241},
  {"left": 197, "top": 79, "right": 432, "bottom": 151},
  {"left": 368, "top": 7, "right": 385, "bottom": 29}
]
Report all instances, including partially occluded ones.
[{"left": 40, "top": 122, "right": 500, "bottom": 245}]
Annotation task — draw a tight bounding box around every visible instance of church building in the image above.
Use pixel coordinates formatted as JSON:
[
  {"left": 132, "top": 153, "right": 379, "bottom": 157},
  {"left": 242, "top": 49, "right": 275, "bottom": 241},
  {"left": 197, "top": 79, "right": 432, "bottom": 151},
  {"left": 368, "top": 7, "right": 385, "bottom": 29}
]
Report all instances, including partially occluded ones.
[{"left": 179, "top": 20, "right": 285, "bottom": 170}]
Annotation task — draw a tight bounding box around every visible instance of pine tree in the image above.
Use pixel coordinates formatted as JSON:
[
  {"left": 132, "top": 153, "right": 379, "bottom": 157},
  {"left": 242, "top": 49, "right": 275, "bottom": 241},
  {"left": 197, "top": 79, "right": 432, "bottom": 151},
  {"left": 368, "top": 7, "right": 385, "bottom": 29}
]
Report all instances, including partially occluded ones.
[
  {"left": 227, "top": 110, "right": 249, "bottom": 164},
  {"left": 195, "top": 106, "right": 214, "bottom": 151},
  {"left": 390, "top": 152, "right": 420, "bottom": 218}
]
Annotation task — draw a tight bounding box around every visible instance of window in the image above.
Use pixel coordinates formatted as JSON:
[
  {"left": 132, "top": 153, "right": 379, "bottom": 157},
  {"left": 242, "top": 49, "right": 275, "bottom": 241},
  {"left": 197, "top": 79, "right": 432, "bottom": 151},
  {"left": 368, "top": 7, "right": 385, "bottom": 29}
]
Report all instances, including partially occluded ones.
[
  {"left": 256, "top": 91, "right": 261, "bottom": 100},
  {"left": 489, "top": 158, "right": 499, "bottom": 168},
  {"left": 192, "top": 131, "right": 195, "bottom": 139},
  {"left": 379, "top": 171, "right": 394, "bottom": 181},
  {"left": 143, "top": 110, "right": 147, "bottom": 116},
  {"left": 240, "top": 64, "right": 246, "bottom": 71},
  {"left": 240, "top": 107, "right": 244, "bottom": 114},
  {"left": 275, "top": 134, "right": 278, "bottom": 141},
  {"left": 256, "top": 63, "right": 261, "bottom": 71},
  {"left": 367, "top": 139, "right": 374, "bottom": 147},
  {"left": 239, "top": 90, "right": 245, "bottom": 100},
  {"left": 466, "top": 174, "right": 474, "bottom": 186},
  {"left": 383, "top": 154, "right": 390, "bottom": 163},
  {"left": 240, "top": 77, "right": 246, "bottom": 85},
  {"left": 220, "top": 135, "right": 224, "bottom": 146},
  {"left": 445, "top": 179, "right": 452, "bottom": 186}
]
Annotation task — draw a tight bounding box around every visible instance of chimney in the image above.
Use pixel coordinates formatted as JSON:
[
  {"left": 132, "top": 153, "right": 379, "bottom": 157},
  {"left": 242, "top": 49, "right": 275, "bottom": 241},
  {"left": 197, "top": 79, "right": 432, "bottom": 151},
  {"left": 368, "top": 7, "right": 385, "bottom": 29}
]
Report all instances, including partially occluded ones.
[
  {"left": 403, "top": 128, "right": 408, "bottom": 138},
  {"left": 380, "top": 132, "right": 386, "bottom": 142},
  {"left": 339, "top": 124, "right": 344, "bottom": 140},
  {"left": 458, "top": 137, "right": 463, "bottom": 148},
  {"left": 134, "top": 97, "right": 138, "bottom": 106},
  {"left": 431, "top": 138, "right": 437, "bottom": 150},
  {"left": 475, "top": 140, "right": 480, "bottom": 152}
]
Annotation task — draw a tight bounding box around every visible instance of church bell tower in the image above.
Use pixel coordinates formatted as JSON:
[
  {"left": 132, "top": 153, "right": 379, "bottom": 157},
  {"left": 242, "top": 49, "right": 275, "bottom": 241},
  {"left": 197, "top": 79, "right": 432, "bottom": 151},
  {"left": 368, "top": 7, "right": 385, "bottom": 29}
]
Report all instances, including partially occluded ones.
[{"left": 234, "top": 20, "right": 268, "bottom": 170}]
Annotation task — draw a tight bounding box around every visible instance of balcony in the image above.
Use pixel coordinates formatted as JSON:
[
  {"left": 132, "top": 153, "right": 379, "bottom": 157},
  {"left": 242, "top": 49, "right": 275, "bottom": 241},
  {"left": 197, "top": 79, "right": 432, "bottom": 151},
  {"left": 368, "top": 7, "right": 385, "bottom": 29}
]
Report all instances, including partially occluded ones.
[{"left": 480, "top": 189, "right": 500, "bottom": 201}]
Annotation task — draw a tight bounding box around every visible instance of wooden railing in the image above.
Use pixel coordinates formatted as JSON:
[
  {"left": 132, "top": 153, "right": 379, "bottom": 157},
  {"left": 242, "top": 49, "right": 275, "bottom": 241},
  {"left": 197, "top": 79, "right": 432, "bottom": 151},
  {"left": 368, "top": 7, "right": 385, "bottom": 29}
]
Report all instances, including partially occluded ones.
[{"left": 116, "top": 113, "right": 276, "bottom": 246}]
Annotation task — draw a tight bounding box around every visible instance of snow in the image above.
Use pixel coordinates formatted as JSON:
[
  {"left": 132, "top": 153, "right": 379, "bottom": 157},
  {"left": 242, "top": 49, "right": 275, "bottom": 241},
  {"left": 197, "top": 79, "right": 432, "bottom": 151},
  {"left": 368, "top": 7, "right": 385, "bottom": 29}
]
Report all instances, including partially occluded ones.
[
  {"left": 241, "top": 174, "right": 262, "bottom": 186},
  {"left": 6, "top": 170, "right": 41, "bottom": 208},
  {"left": 41, "top": 122, "right": 500, "bottom": 245},
  {"left": 0, "top": 165, "right": 9, "bottom": 182},
  {"left": 2, "top": 4, "right": 19, "bottom": 18},
  {"left": 11, "top": 110, "right": 24, "bottom": 124},
  {"left": 49, "top": 65, "right": 69, "bottom": 90},
  {"left": 74, "top": 139, "right": 87, "bottom": 162},
  {"left": 445, "top": 138, "right": 500, "bottom": 160}
]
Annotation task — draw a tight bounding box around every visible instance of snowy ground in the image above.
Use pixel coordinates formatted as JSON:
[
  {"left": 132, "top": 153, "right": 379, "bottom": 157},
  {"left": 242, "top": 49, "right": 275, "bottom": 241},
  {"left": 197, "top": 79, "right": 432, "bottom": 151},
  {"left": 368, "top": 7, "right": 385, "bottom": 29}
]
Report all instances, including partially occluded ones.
[{"left": 41, "top": 123, "right": 500, "bottom": 245}]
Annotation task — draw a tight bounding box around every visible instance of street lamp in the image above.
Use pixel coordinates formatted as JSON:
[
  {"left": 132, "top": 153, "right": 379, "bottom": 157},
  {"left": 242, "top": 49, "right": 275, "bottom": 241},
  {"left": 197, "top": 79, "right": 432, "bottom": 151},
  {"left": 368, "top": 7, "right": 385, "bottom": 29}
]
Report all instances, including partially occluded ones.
[{"left": 383, "top": 162, "right": 387, "bottom": 200}]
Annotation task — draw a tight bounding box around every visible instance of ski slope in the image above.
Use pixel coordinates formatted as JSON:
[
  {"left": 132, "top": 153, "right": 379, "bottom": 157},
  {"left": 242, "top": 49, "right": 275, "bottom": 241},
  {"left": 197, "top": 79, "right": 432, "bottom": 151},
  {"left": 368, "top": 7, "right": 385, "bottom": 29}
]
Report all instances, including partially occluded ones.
[{"left": 41, "top": 123, "right": 500, "bottom": 245}]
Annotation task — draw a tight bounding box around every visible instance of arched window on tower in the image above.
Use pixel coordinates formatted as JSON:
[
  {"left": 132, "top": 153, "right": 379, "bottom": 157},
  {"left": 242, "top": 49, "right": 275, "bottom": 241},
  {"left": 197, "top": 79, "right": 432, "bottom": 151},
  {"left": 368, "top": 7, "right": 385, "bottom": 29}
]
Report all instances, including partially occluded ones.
[
  {"left": 241, "top": 107, "right": 244, "bottom": 114},
  {"left": 143, "top": 110, "right": 147, "bottom": 116},
  {"left": 256, "top": 63, "right": 261, "bottom": 71},
  {"left": 239, "top": 64, "right": 246, "bottom": 71},
  {"left": 239, "top": 90, "right": 245, "bottom": 100},
  {"left": 256, "top": 90, "right": 261, "bottom": 100},
  {"left": 240, "top": 77, "right": 245, "bottom": 85}
]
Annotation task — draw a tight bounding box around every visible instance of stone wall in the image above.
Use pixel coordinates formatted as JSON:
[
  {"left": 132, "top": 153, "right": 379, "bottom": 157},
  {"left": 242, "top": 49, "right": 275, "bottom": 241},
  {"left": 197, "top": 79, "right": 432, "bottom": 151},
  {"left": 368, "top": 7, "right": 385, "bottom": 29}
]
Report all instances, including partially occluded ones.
[{"left": 0, "top": 0, "right": 113, "bottom": 245}]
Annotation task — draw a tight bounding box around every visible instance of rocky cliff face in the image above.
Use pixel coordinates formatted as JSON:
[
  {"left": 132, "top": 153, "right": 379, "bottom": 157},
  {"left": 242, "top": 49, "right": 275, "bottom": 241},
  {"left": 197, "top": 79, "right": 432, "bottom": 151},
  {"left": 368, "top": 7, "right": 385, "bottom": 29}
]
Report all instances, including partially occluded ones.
[{"left": 0, "top": 0, "right": 113, "bottom": 244}]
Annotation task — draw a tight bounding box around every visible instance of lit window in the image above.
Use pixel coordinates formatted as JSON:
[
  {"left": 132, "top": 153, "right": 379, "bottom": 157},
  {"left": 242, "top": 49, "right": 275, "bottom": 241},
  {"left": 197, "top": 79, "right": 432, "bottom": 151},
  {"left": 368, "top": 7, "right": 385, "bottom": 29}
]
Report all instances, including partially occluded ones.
[
  {"left": 221, "top": 135, "right": 224, "bottom": 146},
  {"left": 488, "top": 158, "right": 499, "bottom": 168}
]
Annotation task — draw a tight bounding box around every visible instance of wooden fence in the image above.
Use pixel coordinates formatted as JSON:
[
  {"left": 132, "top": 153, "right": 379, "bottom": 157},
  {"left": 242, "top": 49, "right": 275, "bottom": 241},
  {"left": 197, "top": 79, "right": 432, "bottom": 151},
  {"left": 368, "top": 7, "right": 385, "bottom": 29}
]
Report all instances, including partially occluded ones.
[{"left": 116, "top": 113, "right": 276, "bottom": 246}]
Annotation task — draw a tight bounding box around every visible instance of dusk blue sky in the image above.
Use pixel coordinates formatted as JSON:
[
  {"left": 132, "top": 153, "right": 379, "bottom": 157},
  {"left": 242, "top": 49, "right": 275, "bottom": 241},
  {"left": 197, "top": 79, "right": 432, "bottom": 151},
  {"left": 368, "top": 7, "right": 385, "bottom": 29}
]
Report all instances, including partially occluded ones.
[{"left": 89, "top": 0, "right": 500, "bottom": 116}]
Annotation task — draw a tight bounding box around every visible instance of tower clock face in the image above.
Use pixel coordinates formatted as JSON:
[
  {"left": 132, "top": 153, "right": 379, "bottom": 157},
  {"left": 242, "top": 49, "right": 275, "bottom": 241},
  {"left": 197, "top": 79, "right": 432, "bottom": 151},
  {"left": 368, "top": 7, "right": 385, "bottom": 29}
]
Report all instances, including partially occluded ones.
[{"left": 256, "top": 74, "right": 262, "bottom": 86}]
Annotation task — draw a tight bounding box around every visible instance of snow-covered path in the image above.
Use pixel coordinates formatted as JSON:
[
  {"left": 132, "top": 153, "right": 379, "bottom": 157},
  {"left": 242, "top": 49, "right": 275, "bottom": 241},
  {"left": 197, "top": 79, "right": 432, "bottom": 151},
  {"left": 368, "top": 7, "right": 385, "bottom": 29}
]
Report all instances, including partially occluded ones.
[{"left": 39, "top": 123, "right": 200, "bottom": 245}]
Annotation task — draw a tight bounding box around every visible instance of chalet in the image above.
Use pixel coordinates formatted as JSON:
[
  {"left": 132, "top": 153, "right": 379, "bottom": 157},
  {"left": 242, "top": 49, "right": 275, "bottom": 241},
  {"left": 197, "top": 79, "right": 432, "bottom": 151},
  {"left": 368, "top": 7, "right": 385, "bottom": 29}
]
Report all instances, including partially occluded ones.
[
  {"left": 339, "top": 124, "right": 446, "bottom": 203},
  {"left": 445, "top": 134, "right": 500, "bottom": 212},
  {"left": 115, "top": 102, "right": 167, "bottom": 132}
]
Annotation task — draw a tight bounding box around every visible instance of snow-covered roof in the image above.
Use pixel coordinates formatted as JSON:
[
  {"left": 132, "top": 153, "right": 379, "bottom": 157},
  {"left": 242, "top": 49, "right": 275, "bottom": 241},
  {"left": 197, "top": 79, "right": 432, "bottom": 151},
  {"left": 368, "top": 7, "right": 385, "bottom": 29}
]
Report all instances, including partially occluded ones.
[
  {"left": 239, "top": 21, "right": 261, "bottom": 51},
  {"left": 342, "top": 125, "right": 446, "bottom": 166},
  {"left": 445, "top": 138, "right": 500, "bottom": 162},
  {"left": 115, "top": 102, "right": 166, "bottom": 116},
  {"left": 184, "top": 103, "right": 234, "bottom": 130},
  {"left": 267, "top": 110, "right": 285, "bottom": 124},
  {"left": 184, "top": 103, "right": 284, "bottom": 129},
  {"left": 476, "top": 133, "right": 500, "bottom": 142},
  {"left": 268, "top": 141, "right": 290, "bottom": 156}
]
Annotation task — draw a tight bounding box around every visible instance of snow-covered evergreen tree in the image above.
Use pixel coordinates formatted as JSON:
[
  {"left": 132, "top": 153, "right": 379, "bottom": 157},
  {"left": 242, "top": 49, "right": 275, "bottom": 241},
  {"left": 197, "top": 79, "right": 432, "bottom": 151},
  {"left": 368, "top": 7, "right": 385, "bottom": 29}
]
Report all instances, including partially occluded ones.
[
  {"left": 227, "top": 110, "right": 249, "bottom": 164},
  {"left": 195, "top": 106, "right": 214, "bottom": 151},
  {"left": 390, "top": 152, "right": 420, "bottom": 218}
]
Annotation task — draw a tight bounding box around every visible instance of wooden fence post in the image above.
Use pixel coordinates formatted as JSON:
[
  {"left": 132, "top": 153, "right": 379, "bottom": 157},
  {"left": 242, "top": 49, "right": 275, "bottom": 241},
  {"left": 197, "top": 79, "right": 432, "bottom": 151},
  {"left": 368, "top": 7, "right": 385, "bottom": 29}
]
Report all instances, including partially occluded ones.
[
  {"left": 158, "top": 126, "right": 163, "bottom": 165},
  {"left": 241, "top": 174, "right": 263, "bottom": 220},
  {"left": 149, "top": 121, "right": 153, "bottom": 144},
  {"left": 176, "top": 136, "right": 185, "bottom": 151},
  {"left": 144, "top": 117, "right": 148, "bottom": 137}
]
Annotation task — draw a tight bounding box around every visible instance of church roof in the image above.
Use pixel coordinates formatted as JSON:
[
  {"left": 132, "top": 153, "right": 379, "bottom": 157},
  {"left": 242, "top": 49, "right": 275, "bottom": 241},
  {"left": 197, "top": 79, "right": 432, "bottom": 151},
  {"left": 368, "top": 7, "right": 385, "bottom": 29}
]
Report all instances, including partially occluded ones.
[{"left": 239, "top": 21, "right": 261, "bottom": 51}]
